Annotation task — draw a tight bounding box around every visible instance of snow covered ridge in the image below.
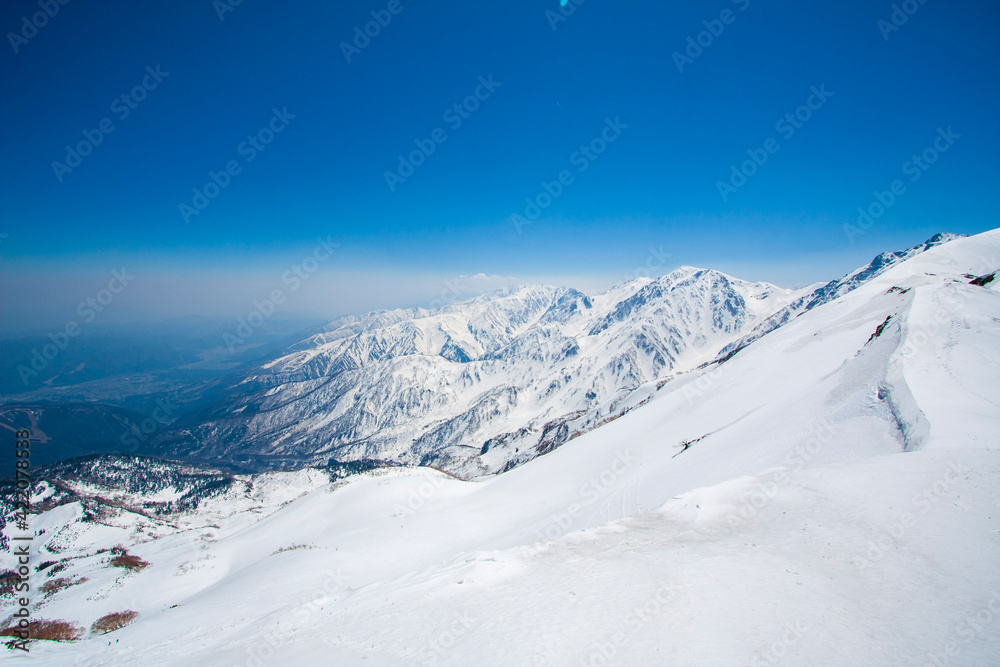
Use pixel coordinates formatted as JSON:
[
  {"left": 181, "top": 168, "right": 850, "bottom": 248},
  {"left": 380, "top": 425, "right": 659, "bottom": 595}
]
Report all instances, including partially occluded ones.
[
  {"left": 1, "top": 228, "right": 998, "bottom": 664},
  {"left": 713, "top": 231, "right": 966, "bottom": 362}
]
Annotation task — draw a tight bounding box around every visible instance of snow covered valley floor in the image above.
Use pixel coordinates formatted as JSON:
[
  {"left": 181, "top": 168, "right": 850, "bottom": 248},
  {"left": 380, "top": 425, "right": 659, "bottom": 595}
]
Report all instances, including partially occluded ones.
[{"left": 3, "top": 230, "right": 1000, "bottom": 665}]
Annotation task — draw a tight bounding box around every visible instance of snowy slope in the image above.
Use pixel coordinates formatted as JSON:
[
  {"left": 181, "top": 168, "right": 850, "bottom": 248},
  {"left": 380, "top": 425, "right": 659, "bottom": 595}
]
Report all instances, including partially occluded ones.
[
  {"left": 713, "top": 231, "right": 965, "bottom": 362},
  {"left": 3, "top": 229, "right": 999, "bottom": 665}
]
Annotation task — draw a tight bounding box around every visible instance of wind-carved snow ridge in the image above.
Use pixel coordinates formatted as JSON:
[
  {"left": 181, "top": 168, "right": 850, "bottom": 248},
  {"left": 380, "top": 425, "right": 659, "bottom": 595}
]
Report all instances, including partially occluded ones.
[
  {"left": 879, "top": 324, "right": 932, "bottom": 453},
  {"left": 858, "top": 296, "right": 932, "bottom": 453}
]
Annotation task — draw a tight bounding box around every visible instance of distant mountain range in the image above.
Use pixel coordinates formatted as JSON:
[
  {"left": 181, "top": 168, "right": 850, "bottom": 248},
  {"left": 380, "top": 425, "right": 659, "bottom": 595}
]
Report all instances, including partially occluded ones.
[
  {"left": 1, "top": 233, "right": 968, "bottom": 480},
  {"left": 129, "top": 233, "right": 961, "bottom": 478}
]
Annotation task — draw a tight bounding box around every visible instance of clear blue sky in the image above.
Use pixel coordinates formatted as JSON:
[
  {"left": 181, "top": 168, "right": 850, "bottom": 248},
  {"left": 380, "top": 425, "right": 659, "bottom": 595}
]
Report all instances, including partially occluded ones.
[{"left": 1, "top": 0, "right": 998, "bottom": 328}]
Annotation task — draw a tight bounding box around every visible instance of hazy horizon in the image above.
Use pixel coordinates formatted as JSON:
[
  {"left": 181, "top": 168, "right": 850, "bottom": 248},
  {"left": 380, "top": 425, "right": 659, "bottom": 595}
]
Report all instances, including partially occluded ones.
[
  {"left": 0, "top": 227, "right": 972, "bottom": 335},
  {"left": 3, "top": 0, "right": 998, "bottom": 336}
]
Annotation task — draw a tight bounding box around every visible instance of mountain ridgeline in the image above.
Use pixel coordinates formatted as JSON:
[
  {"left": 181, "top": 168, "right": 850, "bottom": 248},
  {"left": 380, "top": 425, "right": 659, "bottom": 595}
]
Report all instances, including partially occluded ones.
[
  {"left": 2, "top": 234, "right": 966, "bottom": 483},
  {"left": 130, "top": 267, "right": 799, "bottom": 478},
  {"left": 121, "top": 234, "right": 959, "bottom": 479}
]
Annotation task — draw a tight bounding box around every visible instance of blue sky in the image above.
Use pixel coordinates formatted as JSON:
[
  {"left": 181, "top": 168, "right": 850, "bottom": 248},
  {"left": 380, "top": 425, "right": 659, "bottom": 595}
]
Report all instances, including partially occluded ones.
[{"left": 1, "top": 0, "right": 998, "bottom": 329}]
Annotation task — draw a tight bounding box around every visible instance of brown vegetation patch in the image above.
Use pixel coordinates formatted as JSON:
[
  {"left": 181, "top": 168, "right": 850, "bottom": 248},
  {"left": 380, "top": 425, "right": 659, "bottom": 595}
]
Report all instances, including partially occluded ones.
[
  {"left": 0, "top": 571, "right": 17, "bottom": 598},
  {"left": 0, "top": 618, "right": 84, "bottom": 642},
  {"left": 90, "top": 611, "right": 139, "bottom": 635},
  {"left": 109, "top": 546, "right": 150, "bottom": 573},
  {"left": 39, "top": 577, "right": 88, "bottom": 597},
  {"left": 272, "top": 543, "right": 316, "bottom": 555}
]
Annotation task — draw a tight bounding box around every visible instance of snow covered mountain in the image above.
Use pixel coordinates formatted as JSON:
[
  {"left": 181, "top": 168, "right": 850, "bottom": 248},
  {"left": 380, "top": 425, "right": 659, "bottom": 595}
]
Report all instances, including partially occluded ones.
[
  {"left": 158, "top": 267, "right": 804, "bottom": 477},
  {"left": 714, "top": 232, "right": 966, "bottom": 362},
  {"left": 3, "top": 229, "right": 999, "bottom": 665}
]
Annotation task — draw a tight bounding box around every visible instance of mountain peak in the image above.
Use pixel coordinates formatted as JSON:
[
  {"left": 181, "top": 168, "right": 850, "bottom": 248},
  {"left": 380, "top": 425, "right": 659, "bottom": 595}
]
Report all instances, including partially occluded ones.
[
  {"left": 922, "top": 232, "right": 965, "bottom": 248},
  {"left": 662, "top": 265, "right": 710, "bottom": 281}
]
